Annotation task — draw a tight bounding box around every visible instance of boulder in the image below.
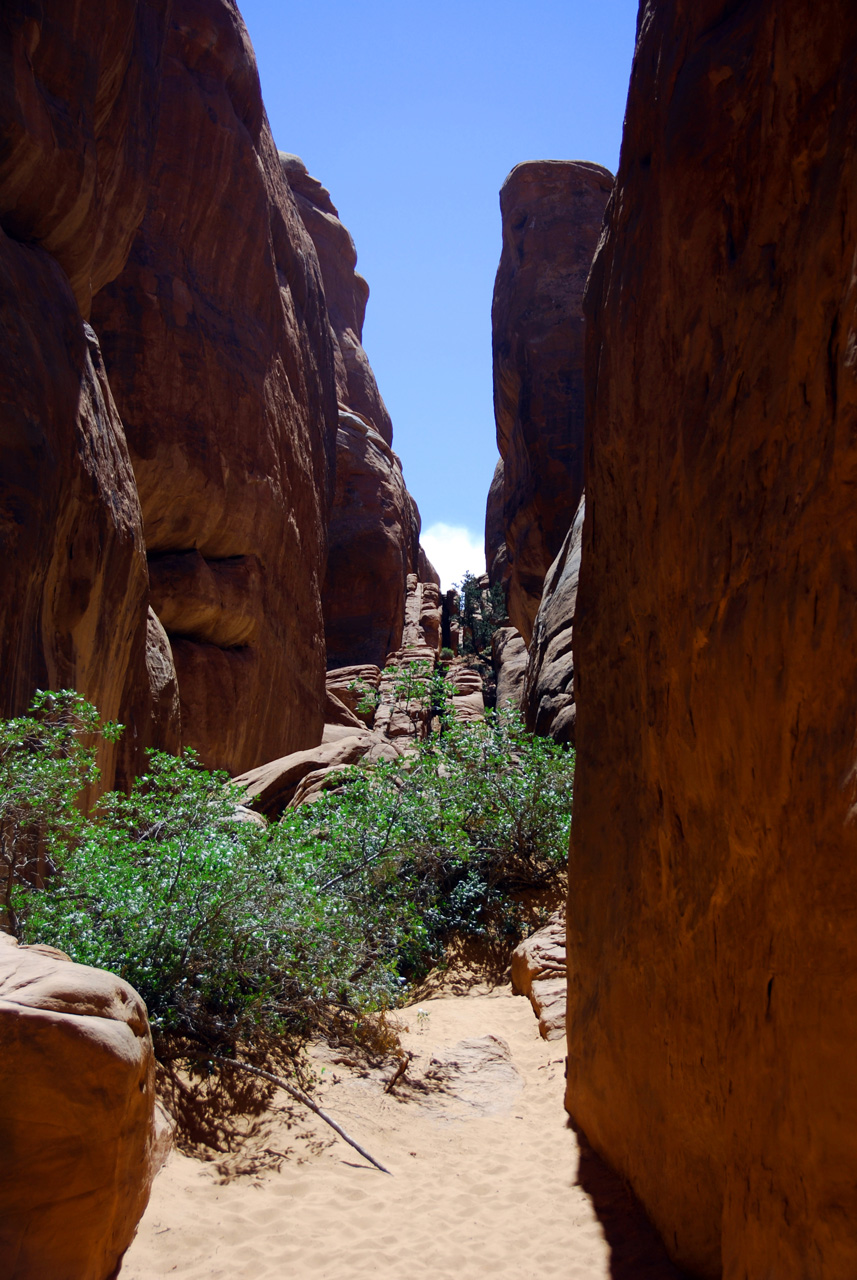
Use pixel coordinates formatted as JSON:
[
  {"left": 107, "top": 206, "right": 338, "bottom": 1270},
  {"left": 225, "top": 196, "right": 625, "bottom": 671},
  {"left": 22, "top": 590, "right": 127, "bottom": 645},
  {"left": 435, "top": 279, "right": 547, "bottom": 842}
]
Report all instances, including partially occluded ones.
[
  {"left": 0, "top": 935, "right": 168, "bottom": 1280},
  {"left": 234, "top": 733, "right": 381, "bottom": 816},
  {"left": 492, "top": 160, "right": 612, "bottom": 642},
  {"left": 91, "top": 0, "right": 338, "bottom": 775},
  {"left": 492, "top": 626, "right": 528, "bottom": 711},
  {"left": 522, "top": 494, "right": 584, "bottom": 744},
  {"left": 326, "top": 665, "right": 382, "bottom": 726},
  {"left": 569, "top": 3, "right": 857, "bottom": 1276},
  {"left": 511, "top": 912, "right": 567, "bottom": 1041}
]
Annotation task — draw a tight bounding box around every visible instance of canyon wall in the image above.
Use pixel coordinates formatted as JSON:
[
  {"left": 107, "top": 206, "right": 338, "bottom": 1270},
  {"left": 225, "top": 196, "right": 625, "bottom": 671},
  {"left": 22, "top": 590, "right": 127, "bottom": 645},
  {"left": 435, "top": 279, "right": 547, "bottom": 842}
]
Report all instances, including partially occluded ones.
[
  {"left": 569, "top": 3, "right": 857, "bottom": 1276},
  {"left": 283, "top": 154, "right": 433, "bottom": 671},
  {"left": 0, "top": 0, "right": 174, "bottom": 788},
  {"left": 491, "top": 160, "right": 611, "bottom": 642},
  {"left": 92, "top": 3, "right": 338, "bottom": 773}
]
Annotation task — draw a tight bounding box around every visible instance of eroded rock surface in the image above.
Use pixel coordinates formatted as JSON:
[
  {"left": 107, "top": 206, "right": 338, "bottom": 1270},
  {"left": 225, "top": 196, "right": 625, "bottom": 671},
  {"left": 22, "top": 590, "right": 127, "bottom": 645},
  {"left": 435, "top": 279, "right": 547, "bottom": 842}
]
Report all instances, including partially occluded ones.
[
  {"left": 492, "top": 627, "right": 527, "bottom": 711},
  {"left": 284, "top": 154, "right": 436, "bottom": 671},
  {"left": 511, "top": 912, "right": 567, "bottom": 1041},
  {"left": 492, "top": 160, "right": 611, "bottom": 641},
  {"left": 92, "top": 2, "right": 338, "bottom": 774},
  {"left": 570, "top": 4, "right": 857, "bottom": 1277},
  {"left": 0, "top": 935, "right": 167, "bottom": 1280},
  {"left": 523, "top": 494, "right": 583, "bottom": 744}
]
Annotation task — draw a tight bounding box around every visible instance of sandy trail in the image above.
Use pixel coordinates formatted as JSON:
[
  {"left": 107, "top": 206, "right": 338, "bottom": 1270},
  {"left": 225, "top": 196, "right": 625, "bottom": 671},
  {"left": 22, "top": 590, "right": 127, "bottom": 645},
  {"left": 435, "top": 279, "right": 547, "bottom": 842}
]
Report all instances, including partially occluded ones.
[{"left": 122, "top": 985, "right": 683, "bottom": 1280}]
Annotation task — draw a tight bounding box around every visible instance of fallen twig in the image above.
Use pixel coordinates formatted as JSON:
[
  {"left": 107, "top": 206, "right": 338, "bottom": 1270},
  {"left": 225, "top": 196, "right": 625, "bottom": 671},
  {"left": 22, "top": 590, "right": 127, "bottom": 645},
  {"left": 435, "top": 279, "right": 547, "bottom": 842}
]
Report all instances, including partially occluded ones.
[
  {"left": 213, "top": 1055, "right": 393, "bottom": 1175},
  {"left": 384, "top": 1052, "right": 412, "bottom": 1094}
]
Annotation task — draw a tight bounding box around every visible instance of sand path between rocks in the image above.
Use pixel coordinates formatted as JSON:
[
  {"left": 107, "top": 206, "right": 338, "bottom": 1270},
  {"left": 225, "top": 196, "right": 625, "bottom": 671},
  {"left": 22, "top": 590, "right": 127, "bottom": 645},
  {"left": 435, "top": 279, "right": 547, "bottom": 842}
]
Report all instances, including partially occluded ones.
[{"left": 122, "top": 985, "right": 684, "bottom": 1280}]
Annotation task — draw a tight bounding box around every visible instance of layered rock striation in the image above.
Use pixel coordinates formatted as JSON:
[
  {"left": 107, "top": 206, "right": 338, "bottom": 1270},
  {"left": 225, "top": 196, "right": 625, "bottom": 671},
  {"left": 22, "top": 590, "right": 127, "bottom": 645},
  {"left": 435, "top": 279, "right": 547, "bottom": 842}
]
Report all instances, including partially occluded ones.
[
  {"left": 569, "top": 3, "right": 857, "bottom": 1276},
  {"left": 491, "top": 160, "right": 611, "bottom": 642}
]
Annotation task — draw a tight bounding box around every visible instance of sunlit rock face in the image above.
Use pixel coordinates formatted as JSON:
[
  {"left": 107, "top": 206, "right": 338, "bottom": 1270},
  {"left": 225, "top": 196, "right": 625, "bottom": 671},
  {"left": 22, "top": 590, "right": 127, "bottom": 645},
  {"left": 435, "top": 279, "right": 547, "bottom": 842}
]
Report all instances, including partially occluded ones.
[
  {"left": 491, "top": 159, "right": 612, "bottom": 643},
  {"left": 0, "top": 936, "right": 169, "bottom": 1280},
  {"left": 283, "top": 154, "right": 436, "bottom": 670},
  {"left": 569, "top": 3, "right": 857, "bottom": 1276},
  {"left": 92, "top": 1, "right": 339, "bottom": 773},
  {"left": 0, "top": 0, "right": 175, "bottom": 789}
]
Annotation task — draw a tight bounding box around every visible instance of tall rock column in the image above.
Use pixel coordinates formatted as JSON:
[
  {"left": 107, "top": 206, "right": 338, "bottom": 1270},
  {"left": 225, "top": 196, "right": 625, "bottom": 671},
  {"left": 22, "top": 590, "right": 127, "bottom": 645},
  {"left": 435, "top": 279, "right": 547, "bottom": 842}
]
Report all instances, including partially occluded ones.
[
  {"left": 491, "top": 160, "right": 611, "bottom": 642},
  {"left": 570, "top": 3, "right": 857, "bottom": 1276},
  {"left": 92, "top": 1, "right": 338, "bottom": 773}
]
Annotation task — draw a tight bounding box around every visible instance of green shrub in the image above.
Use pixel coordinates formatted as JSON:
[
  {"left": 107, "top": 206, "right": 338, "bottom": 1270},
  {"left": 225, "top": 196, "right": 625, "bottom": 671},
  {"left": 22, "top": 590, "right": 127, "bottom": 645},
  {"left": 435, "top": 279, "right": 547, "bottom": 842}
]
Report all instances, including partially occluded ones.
[{"left": 11, "top": 693, "right": 573, "bottom": 1067}]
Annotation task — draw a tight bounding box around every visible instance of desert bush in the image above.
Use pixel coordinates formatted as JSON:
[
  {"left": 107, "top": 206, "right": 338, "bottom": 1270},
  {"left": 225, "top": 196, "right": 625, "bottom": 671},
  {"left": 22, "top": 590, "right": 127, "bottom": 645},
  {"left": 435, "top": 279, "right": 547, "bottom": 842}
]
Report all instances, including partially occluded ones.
[{"left": 11, "top": 692, "right": 573, "bottom": 1066}]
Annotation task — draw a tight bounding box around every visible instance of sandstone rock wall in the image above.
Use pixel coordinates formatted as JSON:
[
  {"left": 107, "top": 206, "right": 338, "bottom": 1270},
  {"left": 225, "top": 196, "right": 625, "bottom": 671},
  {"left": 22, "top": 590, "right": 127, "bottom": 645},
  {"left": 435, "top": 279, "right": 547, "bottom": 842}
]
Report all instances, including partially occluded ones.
[
  {"left": 491, "top": 160, "right": 611, "bottom": 642},
  {"left": 284, "top": 154, "right": 436, "bottom": 672},
  {"left": 92, "top": 1, "right": 338, "bottom": 773},
  {"left": 523, "top": 494, "right": 583, "bottom": 744},
  {"left": 569, "top": 3, "right": 857, "bottom": 1276},
  {"left": 0, "top": 0, "right": 175, "bottom": 789}
]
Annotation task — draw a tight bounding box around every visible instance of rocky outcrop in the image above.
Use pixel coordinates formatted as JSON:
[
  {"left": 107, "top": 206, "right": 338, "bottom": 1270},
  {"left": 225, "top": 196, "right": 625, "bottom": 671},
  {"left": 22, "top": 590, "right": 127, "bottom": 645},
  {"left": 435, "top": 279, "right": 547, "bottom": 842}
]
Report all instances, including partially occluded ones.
[
  {"left": 234, "top": 731, "right": 401, "bottom": 816},
  {"left": 522, "top": 494, "right": 583, "bottom": 744},
  {"left": 491, "top": 160, "right": 611, "bottom": 642},
  {"left": 484, "top": 458, "right": 510, "bottom": 591},
  {"left": 91, "top": 2, "right": 338, "bottom": 774},
  {"left": 282, "top": 155, "right": 393, "bottom": 444},
  {"left": 283, "top": 154, "right": 435, "bottom": 672},
  {"left": 492, "top": 627, "right": 527, "bottom": 711},
  {"left": 0, "top": 1, "right": 175, "bottom": 789},
  {"left": 569, "top": 4, "right": 857, "bottom": 1277},
  {"left": 511, "top": 912, "right": 566, "bottom": 1041},
  {"left": 0, "top": 935, "right": 168, "bottom": 1280}
]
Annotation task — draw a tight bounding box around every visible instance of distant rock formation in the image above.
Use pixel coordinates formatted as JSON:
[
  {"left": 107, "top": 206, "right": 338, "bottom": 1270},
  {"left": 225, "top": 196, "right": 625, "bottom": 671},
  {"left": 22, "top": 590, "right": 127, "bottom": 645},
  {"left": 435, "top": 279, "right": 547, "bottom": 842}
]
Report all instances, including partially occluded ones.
[
  {"left": 569, "top": 3, "right": 857, "bottom": 1276},
  {"left": 492, "top": 627, "right": 527, "bottom": 711},
  {"left": 484, "top": 458, "right": 510, "bottom": 592},
  {"left": 491, "top": 160, "right": 611, "bottom": 642},
  {"left": 92, "top": 4, "right": 338, "bottom": 774},
  {"left": 522, "top": 495, "right": 583, "bottom": 744},
  {"left": 0, "top": 935, "right": 169, "bottom": 1280},
  {"left": 283, "top": 155, "right": 437, "bottom": 671}
]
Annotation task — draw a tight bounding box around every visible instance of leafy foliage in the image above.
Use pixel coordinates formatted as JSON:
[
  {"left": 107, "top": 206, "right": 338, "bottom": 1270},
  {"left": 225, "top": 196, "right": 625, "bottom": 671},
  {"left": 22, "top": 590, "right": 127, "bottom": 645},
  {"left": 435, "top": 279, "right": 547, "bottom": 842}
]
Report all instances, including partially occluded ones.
[
  {"left": 10, "top": 690, "right": 573, "bottom": 1069},
  {"left": 457, "top": 571, "right": 507, "bottom": 654}
]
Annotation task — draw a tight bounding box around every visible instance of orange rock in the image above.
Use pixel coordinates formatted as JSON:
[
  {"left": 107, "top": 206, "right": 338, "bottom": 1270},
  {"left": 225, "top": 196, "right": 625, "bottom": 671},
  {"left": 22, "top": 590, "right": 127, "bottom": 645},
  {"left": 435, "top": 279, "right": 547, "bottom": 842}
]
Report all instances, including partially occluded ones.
[
  {"left": 491, "top": 160, "right": 611, "bottom": 642},
  {"left": 511, "top": 912, "right": 567, "bottom": 1040},
  {"left": 570, "top": 3, "right": 857, "bottom": 1276},
  {"left": 0, "top": 936, "right": 168, "bottom": 1280}
]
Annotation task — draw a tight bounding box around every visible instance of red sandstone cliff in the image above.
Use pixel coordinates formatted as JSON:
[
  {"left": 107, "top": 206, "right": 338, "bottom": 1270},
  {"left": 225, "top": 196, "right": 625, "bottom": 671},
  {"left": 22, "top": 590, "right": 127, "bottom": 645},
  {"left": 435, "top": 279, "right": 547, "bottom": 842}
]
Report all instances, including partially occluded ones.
[
  {"left": 283, "top": 154, "right": 436, "bottom": 671},
  {"left": 569, "top": 3, "right": 857, "bottom": 1276},
  {"left": 0, "top": 0, "right": 175, "bottom": 789},
  {"left": 91, "top": 3, "right": 338, "bottom": 774},
  {"left": 491, "top": 160, "right": 611, "bottom": 643}
]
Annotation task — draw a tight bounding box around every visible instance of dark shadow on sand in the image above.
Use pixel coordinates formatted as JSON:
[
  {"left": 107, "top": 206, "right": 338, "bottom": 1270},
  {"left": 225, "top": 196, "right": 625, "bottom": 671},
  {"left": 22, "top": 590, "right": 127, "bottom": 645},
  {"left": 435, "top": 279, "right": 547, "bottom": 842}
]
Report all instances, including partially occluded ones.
[{"left": 569, "top": 1119, "right": 691, "bottom": 1279}]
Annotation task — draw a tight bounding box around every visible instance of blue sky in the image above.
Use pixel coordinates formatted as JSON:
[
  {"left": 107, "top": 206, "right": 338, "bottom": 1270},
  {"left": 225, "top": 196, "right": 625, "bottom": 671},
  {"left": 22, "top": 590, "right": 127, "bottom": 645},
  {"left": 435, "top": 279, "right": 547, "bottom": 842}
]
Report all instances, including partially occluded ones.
[{"left": 240, "top": 0, "right": 639, "bottom": 588}]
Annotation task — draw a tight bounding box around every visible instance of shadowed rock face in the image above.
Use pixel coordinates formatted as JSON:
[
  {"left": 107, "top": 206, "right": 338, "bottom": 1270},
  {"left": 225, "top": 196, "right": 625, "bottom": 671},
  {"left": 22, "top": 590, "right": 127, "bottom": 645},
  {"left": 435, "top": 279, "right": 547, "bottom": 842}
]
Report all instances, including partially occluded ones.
[
  {"left": 523, "top": 494, "right": 583, "bottom": 744},
  {"left": 0, "top": 0, "right": 177, "bottom": 788},
  {"left": 0, "top": 0, "right": 170, "bottom": 319},
  {"left": 570, "top": 3, "right": 857, "bottom": 1277},
  {"left": 492, "top": 160, "right": 612, "bottom": 643},
  {"left": 484, "top": 458, "right": 510, "bottom": 592},
  {"left": 92, "top": 0, "right": 338, "bottom": 773}
]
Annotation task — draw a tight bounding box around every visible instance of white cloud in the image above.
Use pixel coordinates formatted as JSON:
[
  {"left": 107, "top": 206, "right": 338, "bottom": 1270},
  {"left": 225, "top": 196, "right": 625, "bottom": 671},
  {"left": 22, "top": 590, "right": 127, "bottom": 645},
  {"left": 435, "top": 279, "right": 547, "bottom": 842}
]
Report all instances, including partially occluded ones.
[{"left": 420, "top": 523, "right": 485, "bottom": 594}]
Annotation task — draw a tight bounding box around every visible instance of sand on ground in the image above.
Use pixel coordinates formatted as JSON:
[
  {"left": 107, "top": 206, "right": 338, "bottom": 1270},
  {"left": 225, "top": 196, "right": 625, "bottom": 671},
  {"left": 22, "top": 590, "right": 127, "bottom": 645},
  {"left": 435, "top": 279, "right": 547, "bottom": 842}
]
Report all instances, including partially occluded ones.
[{"left": 122, "top": 984, "right": 684, "bottom": 1280}]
